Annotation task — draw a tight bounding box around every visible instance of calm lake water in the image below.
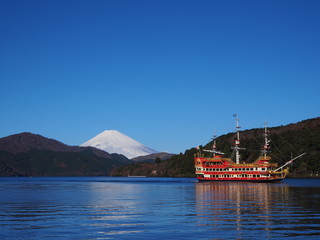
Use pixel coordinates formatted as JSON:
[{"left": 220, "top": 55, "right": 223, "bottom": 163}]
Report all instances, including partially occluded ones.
[{"left": 0, "top": 177, "right": 320, "bottom": 240}]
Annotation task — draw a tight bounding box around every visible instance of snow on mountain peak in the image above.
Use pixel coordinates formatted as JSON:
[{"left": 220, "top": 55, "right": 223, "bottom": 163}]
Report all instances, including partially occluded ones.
[{"left": 80, "top": 130, "right": 157, "bottom": 159}]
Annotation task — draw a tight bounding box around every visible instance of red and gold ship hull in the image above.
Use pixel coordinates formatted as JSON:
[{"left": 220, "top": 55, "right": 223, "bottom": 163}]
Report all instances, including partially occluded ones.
[{"left": 194, "top": 155, "right": 288, "bottom": 182}]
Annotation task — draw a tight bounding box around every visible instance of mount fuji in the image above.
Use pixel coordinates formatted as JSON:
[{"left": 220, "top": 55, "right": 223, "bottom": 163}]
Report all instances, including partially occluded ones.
[{"left": 80, "top": 130, "right": 158, "bottom": 159}]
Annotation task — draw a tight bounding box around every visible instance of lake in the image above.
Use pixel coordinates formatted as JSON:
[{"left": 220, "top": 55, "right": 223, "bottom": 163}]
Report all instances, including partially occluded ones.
[{"left": 0, "top": 177, "right": 319, "bottom": 239}]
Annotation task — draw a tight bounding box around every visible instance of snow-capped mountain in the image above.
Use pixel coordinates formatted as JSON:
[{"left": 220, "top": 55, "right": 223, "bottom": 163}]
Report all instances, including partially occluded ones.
[{"left": 80, "top": 130, "right": 157, "bottom": 159}]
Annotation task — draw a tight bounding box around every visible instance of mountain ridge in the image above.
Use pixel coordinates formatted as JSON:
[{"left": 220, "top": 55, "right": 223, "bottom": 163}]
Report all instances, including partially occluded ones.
[
  {"left": 0, "top": 132, "right": 128, "bottom": 160},
  {"left": 0, "top": 132, "right": 130, "bottom": 176},
  {"left": 131, "top": 152, "right": 176, "bottom": 163}
]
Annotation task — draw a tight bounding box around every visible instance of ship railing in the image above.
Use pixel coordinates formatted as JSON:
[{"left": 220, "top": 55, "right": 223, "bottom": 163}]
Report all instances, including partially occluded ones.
[
  {"left": 257, "top": 156, "right": 272, "bottom": 161},
  {"left": 201, "top": 158, "right": 235, "bottom": 164},
  {"left": 226, "top": 163, "right": 278, "bottom": 168},
  {"left": 201, "top": 163, "right": 279, "bottom": 168},
  {"left": 253, "top": 156, "right": 272, "bottom": 163},
  {"left": 270, "top": 169, "right": 289, "bottom": 175}
]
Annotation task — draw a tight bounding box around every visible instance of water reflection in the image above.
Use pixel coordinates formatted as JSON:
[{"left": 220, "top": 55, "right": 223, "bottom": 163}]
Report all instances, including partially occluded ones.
[
  {"left": 1, "top": 178, "right": 319, "bottom": 240},
  {"left": 86, "top": 182, "right": 146, "bottom": 237},
  {"left": 195, "top": 181, "right": 320, "bottom": 239}
]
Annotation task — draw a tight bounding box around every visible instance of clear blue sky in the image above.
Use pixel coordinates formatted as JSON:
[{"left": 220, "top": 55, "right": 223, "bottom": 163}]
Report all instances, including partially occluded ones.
[{"left": 1, "top": 0, "right": 319, "bottom": 153}]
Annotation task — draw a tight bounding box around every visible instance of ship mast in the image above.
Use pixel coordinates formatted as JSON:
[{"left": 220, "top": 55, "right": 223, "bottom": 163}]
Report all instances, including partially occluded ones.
[
  {"left": 231, "top": 114, "right": 245, "bottom": 164},
  {"left": 212, "top": 130, "right": 217, "bottom": 157},
  {"left": 203, "top": 130, "right": 224, "bottom": 156},
  {"left": 261, "top": 121, "right": 270, "bottom": 157}
]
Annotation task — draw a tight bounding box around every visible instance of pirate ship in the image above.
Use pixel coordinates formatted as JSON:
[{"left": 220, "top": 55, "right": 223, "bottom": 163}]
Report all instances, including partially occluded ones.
[{"left": 194, "top": 115, "right": 305, "bottom": 182}]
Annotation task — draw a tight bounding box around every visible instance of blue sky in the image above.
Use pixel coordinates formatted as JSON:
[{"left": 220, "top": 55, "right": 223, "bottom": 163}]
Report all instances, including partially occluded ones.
[{"left": 1, "top": 0, "right": 319, "bottom": 153}]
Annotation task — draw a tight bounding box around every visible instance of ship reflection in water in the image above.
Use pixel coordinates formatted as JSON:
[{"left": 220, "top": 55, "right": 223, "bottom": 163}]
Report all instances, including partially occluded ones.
[{"left": 195, "top": 181, "right": 320, "bottom": 239}]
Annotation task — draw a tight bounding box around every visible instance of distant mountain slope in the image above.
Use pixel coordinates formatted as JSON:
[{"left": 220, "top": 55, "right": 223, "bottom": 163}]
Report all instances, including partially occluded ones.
[
  {"left": 131, "top": 152, "right": 176, "bottom": 163},
  {"left": 0, "top": 132, "right": 72, "bottom": 154},
  {"left": 81, "top": 130, "right": 157, "bottom": 159},
  {"left": 0, "top": 132, "right": 130, "bottom": 176}
]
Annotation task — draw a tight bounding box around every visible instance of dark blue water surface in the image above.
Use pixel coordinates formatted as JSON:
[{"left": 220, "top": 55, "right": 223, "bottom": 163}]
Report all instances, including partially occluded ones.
[{"left": 0, "top": 177, "right": 320, "bottom": 240}]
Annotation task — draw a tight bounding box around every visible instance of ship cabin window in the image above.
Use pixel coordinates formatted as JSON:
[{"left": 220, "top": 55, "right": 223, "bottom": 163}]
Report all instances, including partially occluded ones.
[{"left": 250, "top": 168, "right": 254, "bottom": 171}]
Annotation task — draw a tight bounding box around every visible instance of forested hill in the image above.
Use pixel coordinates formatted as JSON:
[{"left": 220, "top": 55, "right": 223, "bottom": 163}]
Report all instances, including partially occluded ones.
[
  {"left": 0, "top": 132, "right": 130, "bottom": 176},
  {"left": 112, "top": 117, "right": 320, "bottom": 177}
]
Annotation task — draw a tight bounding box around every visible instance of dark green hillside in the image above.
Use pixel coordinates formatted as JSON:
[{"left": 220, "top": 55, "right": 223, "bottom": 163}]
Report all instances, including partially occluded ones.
[
  {"left": 112, "top": 117, "right": 320, "bottom": 177},
  {"left": 0, "top": 149, "right": 130, "bottom": 176},
  {"left": 112, "top": 149, "right": 196, "bottom": 177},
  {"left": 0, "top": 132, "right": 131, "bottom": 176}
]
